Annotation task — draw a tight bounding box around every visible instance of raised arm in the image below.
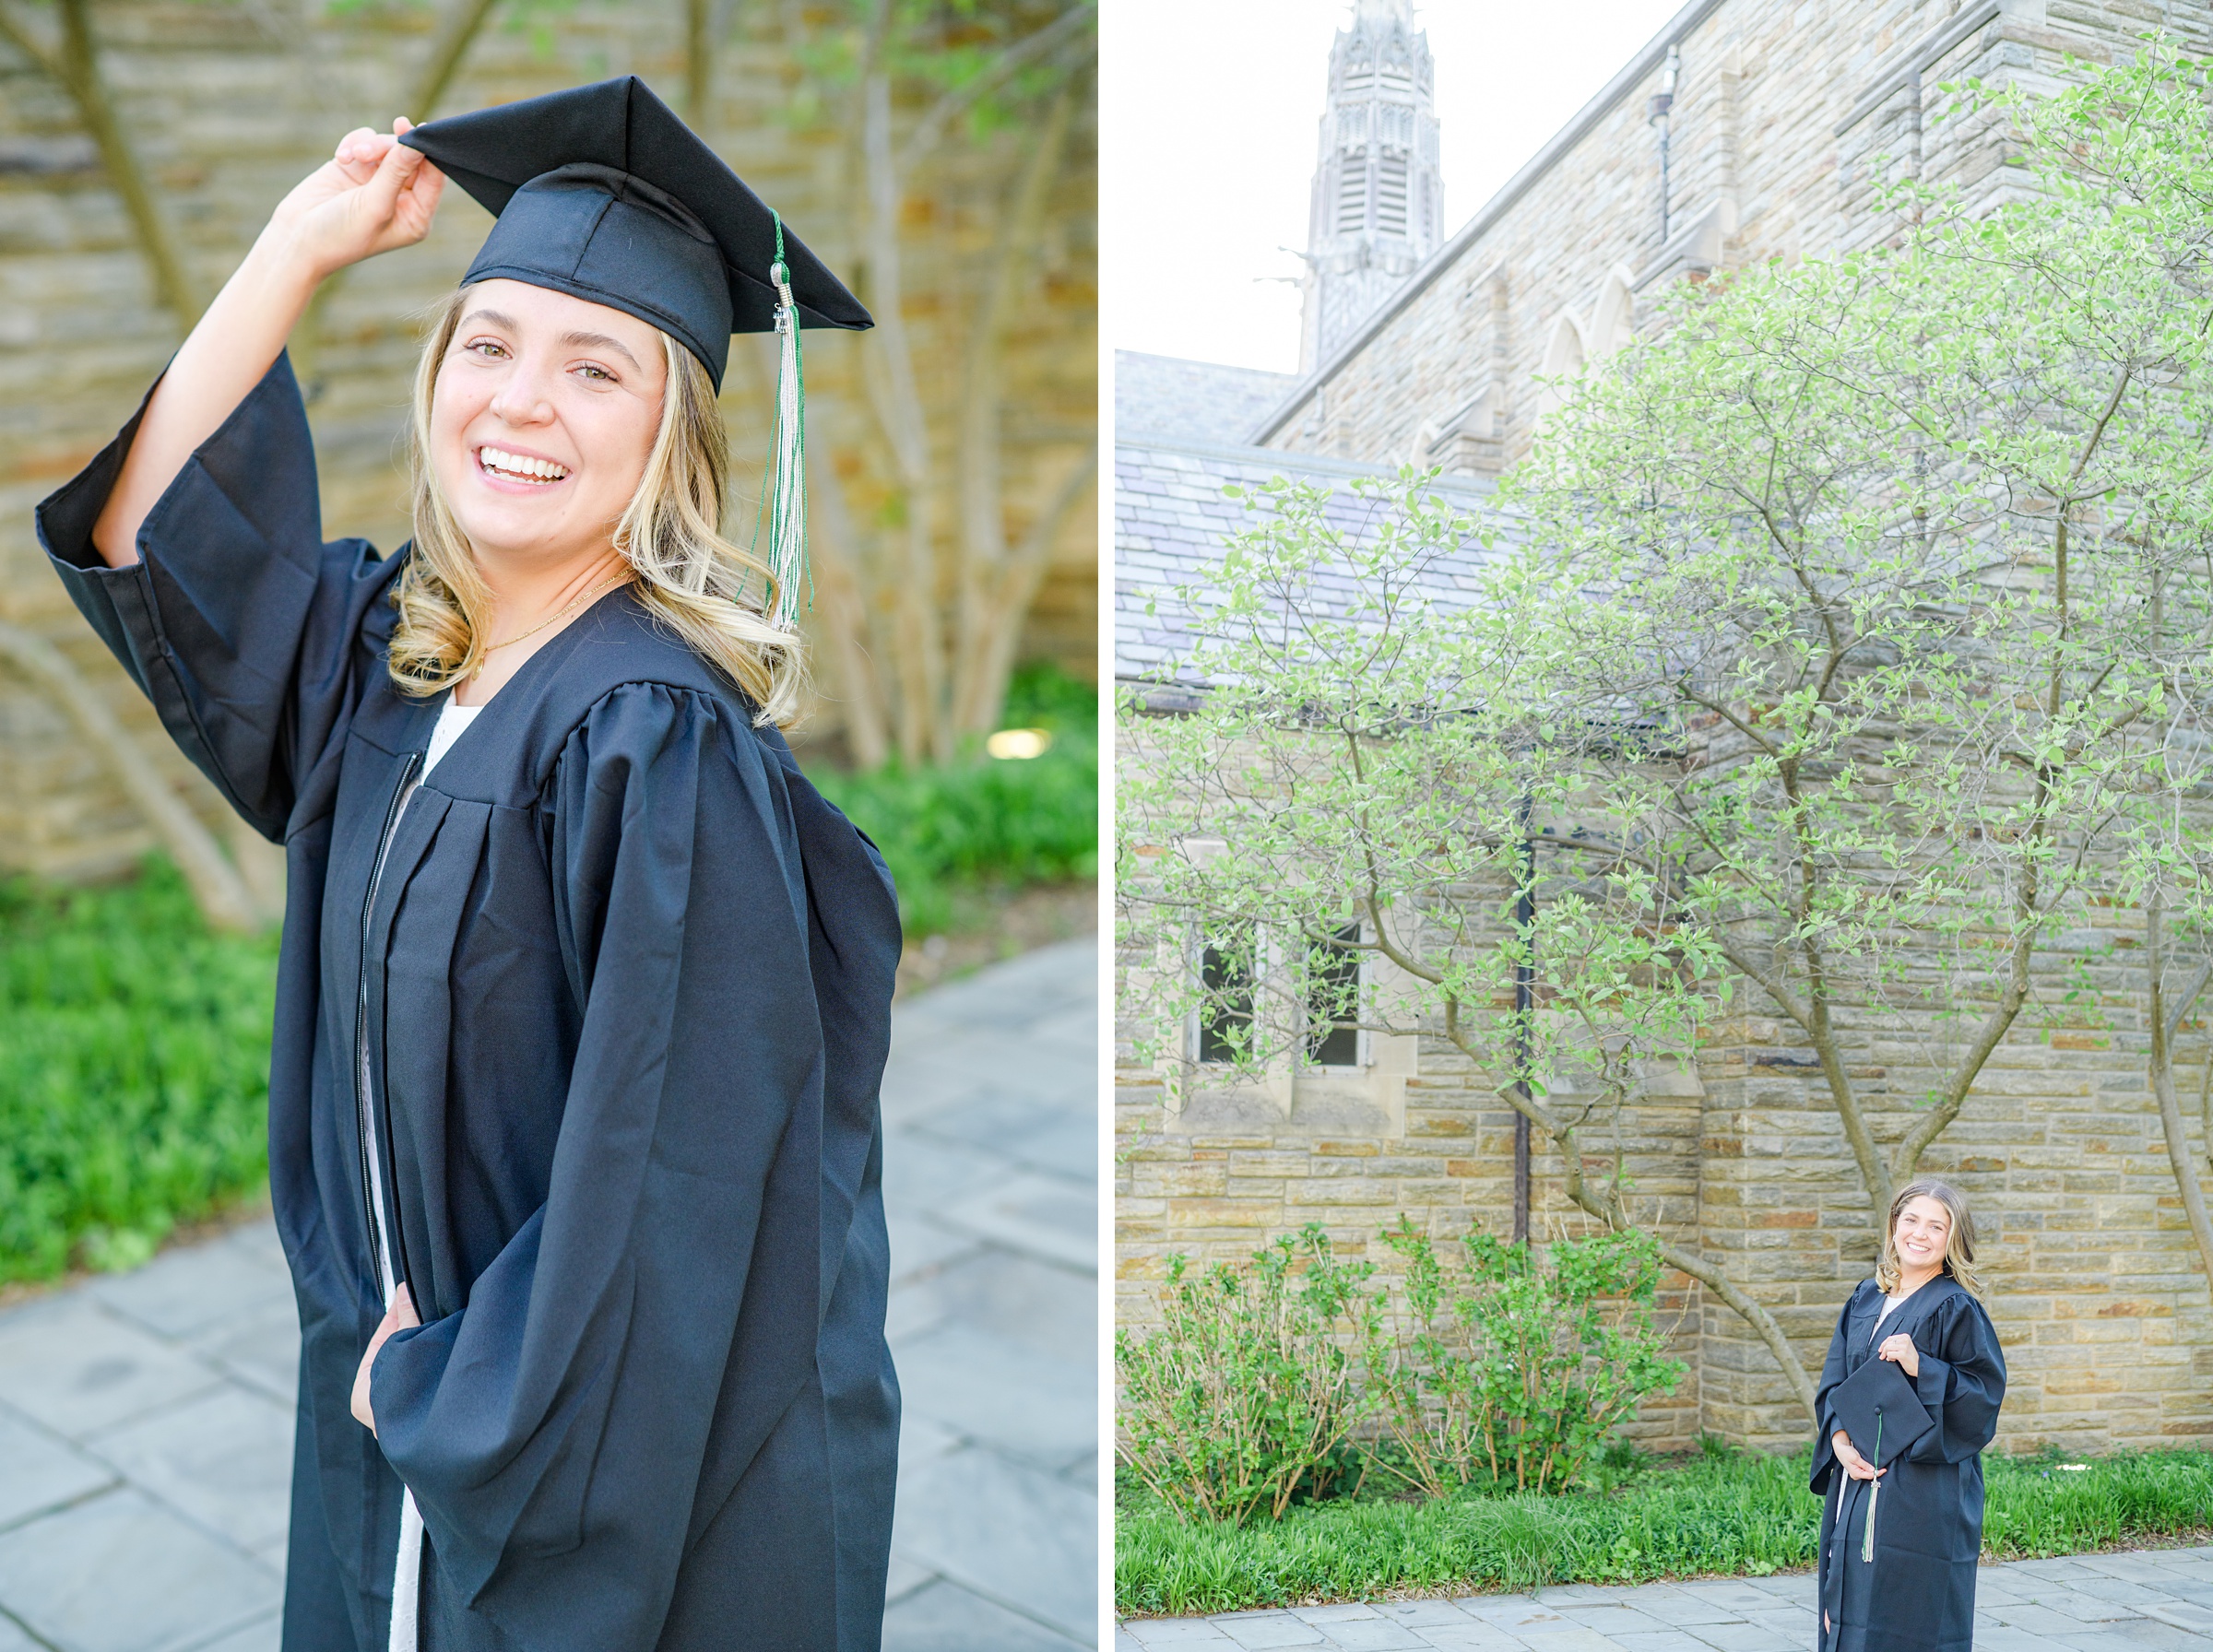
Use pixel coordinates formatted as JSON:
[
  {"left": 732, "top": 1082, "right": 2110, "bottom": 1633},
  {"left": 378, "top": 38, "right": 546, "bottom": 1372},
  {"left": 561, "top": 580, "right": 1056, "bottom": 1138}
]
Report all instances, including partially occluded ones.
[{"left": 89, "top": 119, "right": 445, "bottom": 567}]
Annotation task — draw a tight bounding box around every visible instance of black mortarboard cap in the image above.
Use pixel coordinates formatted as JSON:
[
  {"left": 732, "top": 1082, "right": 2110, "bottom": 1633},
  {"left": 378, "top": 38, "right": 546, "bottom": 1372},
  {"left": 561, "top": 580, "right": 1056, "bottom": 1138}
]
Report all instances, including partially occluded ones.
[
  {"left": 400, "top": 77, "right": 870, "bottom": 388},
  {"left": 1830, "top": 1356, "right": 1935, "bottom": 1468}
]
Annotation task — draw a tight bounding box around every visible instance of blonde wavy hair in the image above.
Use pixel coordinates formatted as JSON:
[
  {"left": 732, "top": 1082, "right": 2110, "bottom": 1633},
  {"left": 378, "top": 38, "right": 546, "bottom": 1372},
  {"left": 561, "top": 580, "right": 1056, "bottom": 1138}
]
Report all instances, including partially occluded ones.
[
  {"left": 1876, "top": 1177, "right": 1985, "bottom": 1300},
  {"left": 386, "top": 287, "right": 804, "bottom": 725}
]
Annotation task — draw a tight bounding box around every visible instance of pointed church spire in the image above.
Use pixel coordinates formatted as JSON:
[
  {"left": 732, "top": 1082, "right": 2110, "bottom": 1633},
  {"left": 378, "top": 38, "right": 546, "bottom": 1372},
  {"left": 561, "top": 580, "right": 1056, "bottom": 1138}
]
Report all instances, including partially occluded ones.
[{"left": 1298, "top": 0, "right": 1442, "bottom": 373}]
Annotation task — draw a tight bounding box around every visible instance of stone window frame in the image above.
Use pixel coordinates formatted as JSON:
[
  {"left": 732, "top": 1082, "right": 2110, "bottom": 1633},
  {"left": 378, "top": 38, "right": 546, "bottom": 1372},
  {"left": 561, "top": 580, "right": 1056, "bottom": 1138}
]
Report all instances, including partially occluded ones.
[{"left": 1184, "top": 916, "right": 1374, "bottom": 1075}]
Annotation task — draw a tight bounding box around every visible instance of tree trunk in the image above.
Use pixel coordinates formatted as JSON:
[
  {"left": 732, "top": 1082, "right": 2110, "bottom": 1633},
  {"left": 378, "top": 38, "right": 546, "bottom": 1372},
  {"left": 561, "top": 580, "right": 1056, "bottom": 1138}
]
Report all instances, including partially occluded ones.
[
  {"left": 290, "top": 0, "right": 504, "bottom": 388},
  {"left": 2147, "top": 899, "right": 2213, "bottom": 1293},
  {"left": 858, "top": 69, "right": 950, "bottom": 767},
  {"left": 0, "top": 624, "right": 269, "bottom": 933},
  {"left": 948, "top": 83, "right": 1075, "bottom": 738},
  {"left": 0, "top": 0, "right": 199, "bottom": 324}
]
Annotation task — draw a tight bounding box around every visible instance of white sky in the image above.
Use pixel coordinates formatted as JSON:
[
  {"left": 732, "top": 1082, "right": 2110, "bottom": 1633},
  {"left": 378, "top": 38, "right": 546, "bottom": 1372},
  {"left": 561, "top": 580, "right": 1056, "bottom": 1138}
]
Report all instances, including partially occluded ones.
[{"left": 1102, "top": 0, "right": 1693, "bottom": 374}]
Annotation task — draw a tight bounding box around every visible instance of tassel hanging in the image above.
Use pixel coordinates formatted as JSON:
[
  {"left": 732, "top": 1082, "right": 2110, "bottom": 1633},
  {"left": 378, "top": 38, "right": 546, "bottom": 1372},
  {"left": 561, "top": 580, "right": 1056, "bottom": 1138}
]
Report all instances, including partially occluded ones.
[
  {"left": 765, "top": 212, "right": 810, "bottom": 630},
  {"left": 1861, "top": 1411, "right": 1884, "bottom": 1564}
]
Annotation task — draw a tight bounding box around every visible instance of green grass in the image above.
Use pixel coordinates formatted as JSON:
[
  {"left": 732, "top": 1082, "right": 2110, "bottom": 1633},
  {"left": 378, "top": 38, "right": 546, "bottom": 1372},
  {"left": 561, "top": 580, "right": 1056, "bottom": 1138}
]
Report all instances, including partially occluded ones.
[
  {"left": 1115, "top": 1446, "right": 2213, "bottom": 1618},
  {"left": 0, "top": 858, "right": 278, "bottom": 1286},
  {"left": 809, "top": 662, "right": 1099, "bottom": 935}
]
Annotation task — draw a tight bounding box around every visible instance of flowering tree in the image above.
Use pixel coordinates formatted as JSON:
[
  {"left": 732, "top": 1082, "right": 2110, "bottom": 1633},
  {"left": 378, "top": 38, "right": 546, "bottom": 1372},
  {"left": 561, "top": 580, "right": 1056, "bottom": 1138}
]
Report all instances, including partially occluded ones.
[{"left": 1121, "top": 45, "right": 2213, "bottom": 1422}]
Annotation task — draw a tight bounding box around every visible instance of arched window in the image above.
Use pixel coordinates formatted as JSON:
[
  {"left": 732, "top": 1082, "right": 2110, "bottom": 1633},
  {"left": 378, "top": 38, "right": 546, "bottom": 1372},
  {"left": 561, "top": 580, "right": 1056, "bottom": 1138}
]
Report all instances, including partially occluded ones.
[
  {"left": 1535, "top": 311, "right": 1589, "bottom": 418},
  {"left": 1587, "top": 266, "right": 1637, "bottom": 360}
]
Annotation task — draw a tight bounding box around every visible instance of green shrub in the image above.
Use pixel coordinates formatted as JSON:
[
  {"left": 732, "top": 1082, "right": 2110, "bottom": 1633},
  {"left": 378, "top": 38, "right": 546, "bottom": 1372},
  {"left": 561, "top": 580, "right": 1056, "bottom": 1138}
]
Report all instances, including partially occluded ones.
[
  {"left": 1117, "top": 1224, "right": 1381, "bottom": 1524},
  {"left": 0, "top": 859, "right": 278, "bottom": 1284},
  {"left": 1372, "top": 1221, "right": 1686, "bottom": 1498},
  {"left": 810, "top": 662, "right": 1098, "bottom": 935},
  {"left": 1114, "top": 1446, "right": 2213, "bottom": 1618}
]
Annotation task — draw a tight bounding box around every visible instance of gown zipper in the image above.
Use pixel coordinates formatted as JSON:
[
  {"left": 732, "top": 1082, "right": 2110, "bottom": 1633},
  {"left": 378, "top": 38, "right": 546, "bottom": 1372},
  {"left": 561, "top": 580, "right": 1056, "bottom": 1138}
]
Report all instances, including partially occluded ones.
[
  {"left": 354, "top": 749, "right": 425, "bottom": 1652},
  {"left": 356, "top": 751, "right": 420, "bottom": 1297}
]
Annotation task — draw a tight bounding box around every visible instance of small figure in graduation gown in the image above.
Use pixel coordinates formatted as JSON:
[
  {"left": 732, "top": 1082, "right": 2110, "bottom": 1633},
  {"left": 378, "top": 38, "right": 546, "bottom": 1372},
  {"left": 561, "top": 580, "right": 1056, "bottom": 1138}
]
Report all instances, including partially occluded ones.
[
  {"left": 35, "top": 77, "right": 902, "bottom": 1652},
  {"left": 1811, "top": 1178, "right": 2006, "bottom": 1652}
]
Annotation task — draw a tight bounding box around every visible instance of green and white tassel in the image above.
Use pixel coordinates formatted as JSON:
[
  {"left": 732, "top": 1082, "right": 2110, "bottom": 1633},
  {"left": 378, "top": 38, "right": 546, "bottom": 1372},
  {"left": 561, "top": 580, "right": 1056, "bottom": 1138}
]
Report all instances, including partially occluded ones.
[
  {"left": 1861, "top": 1410, "right": 1884, "bottom": 1564},
  {"left": 764, "top": 212, "right": 810, "bottom": 630}
]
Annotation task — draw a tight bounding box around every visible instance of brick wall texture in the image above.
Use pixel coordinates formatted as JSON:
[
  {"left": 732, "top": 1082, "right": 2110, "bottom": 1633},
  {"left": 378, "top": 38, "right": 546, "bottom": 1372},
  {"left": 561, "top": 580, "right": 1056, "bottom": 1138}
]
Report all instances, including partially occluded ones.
[
  {"left": 1119, "top": 0, "right": 2213, "bottom": 1457},
  {"left": 0, "top": 1, "right": 1095, "bottom": 883}
]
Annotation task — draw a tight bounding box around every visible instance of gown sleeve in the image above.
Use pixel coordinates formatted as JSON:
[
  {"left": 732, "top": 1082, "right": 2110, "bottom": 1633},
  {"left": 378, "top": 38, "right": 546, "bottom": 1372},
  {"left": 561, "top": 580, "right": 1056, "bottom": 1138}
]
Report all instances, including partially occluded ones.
[
  {"left": 369, "top": 681, "right": 823, "bottom": 1646},
  {"left": 1808, "top": 1285, "right": 1860, "bottom": 1494},
  {"left": 33, "top": 353, "right": 395, "bottom": 837},
  {"left": 1903, "top": 1290, "right": 2006, "bottom": 1464}
]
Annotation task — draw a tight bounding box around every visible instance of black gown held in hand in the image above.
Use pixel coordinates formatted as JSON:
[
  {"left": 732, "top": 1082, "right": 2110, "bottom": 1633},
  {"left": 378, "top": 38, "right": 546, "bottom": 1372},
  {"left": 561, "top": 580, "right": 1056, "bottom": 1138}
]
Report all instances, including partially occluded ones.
[
  {"left": 35, "top": 355, "right": 903, "bottom": 1652},
  {"left": 1809, "top": 1275, "right": 2006, "bottom": 1652}
]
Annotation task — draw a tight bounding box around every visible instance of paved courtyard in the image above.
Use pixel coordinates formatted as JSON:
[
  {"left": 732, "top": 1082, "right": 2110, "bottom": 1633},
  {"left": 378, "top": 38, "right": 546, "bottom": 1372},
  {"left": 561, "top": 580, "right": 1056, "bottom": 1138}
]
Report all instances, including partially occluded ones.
[
  {"left": 0, "top": 936, "right": 1098, "bottom": 1652},
  {"left": 1118, "top": 1548, "right": 2213, "bottom": 1652}
]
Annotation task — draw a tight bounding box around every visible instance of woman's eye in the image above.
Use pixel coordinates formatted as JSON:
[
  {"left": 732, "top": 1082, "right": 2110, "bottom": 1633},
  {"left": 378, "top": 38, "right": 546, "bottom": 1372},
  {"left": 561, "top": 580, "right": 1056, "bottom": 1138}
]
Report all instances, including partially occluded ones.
[
  {"left": 574, "top": 363, "right": 613, "bottom": 382},
  {"left": 465, "top": 339, "right": 507, "bottom": 360}
]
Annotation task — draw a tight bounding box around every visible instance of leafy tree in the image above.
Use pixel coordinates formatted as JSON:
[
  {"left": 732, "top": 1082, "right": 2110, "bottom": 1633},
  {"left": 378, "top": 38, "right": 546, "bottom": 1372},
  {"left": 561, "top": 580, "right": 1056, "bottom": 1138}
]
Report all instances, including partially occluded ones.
[{"left": 1121, "top": 42, "right": 2213, "bottom": 1424}]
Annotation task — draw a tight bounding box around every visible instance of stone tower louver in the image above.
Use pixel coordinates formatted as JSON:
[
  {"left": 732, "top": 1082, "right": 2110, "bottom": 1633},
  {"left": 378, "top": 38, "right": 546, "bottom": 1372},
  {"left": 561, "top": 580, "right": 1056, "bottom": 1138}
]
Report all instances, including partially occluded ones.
[{"left": 1298, "top": 0, "right": 1443, "bottom": 374}]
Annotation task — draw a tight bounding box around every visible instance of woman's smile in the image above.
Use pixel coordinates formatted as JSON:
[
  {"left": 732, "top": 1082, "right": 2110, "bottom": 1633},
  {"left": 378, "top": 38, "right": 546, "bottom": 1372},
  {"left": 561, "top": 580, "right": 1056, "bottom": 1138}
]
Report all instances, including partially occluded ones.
[{"left": 472, "top": 441, "right": 574, "bottom": 490}]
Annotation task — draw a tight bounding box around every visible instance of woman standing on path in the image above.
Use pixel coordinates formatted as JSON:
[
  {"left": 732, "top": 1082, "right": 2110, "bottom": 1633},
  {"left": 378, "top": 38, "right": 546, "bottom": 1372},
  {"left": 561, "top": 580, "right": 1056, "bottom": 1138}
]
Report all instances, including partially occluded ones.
[
  {"left": 35, "top": 78, "right": 900, "bottom": 1652},
  {"left": 1812, "top": 1179, "right": 2007, "bottom": 1652}
]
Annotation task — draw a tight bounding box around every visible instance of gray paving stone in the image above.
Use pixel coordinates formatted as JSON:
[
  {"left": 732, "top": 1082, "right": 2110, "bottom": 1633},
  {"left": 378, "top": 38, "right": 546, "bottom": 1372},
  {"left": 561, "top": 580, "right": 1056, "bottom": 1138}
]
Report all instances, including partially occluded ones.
[
  {"left": 882, "top": 1129, "right": 1008, "bottom": 1210},
  {"left": 893, "top": 1446, "right": 1095, "bottom": 1644},
  {"left": 2100, "top": 1620, "right": 2213, "bottom": 1651},
  {"left": 915, "top": 1086, "right": 1096, "bottom": 1180},
  {"left": 885, "top": 1554, "right": 936, "bottom": 1607},
  {"left": 181, "top": 1612, "right": 281, "bottom": 1652},
  {"left": 2139, "top": 1602, "right": 2213, "bottom": 1635},
  {"left": 0, "top": 1406, "right": 115, "bottom": 1533},
  {"left": 1675, "top": 1583, "right": 1790, "bottom": 1615},
  {"left": 1606, "top": 1635, "right": 1734, "bottom": 1652},
  {"left": 84, "top": 1384, "right": 293, "bottom": 1553},
  {"left": 1410, "top": 1627, "right": 1535, "bottom": 1652},
  {"left": 1455, "top": 1599, "right": 1572, "bottom": 1634},
  {"left": 2009, "top": 1593, "right": 2151, "bottom": 1625},
  {"left": 939, "top": 1169, "right": 1095, "bottom": 1271},
  {"left": 1118, "top": 1634, "right": 1148, "bottom": 1652},
  {"left": 883, "top": 1578, "right": 1089, "bottom": 1652},
  {"left": 1215, "top": 1614, "right": 1327, "bottom": 1647},
  {"left": 886, "top": 1209, "right": 988, "bottom": 1283},
  {"left": 0, "top": 1487, "right": 278, "bottom": 1652},
  {"left": 895, "top": 1249, "right": 1095, "bottom": 1364},
  {"left": 192, "top": 1305, "right": 299, "bottom": 1411},
  {"left": 1121, "top": 1617, "right": 1238, "bottom": 1645},
  {"left": 1680, "top": 1624, "right": 1801, "bottom": 1652},
  {"left": 1374, "top": 1602, "right": 1477, "bottom": 1627},
  {"left": 1556, "top": 1605, "right": 1679, "bottom": 1636},
  {"left": 1308, "top": 1622, "right": 1430, "bottom": 1650},
  {"left": 87, "top": 1235, "right": 289, "bottom": 1344},
  {"left": 1970, "top": 1630, "right": 2081, "bottom": 1652},
  {"left": 893, "top": 1323, "right": 1095, "bottom": 1468},
  {"left": 1605, "top": 1587, "right": 1751, "bottom": 1627},
  {"left": 0, "top": 1299, "right": 223, "bottom": 1441}
]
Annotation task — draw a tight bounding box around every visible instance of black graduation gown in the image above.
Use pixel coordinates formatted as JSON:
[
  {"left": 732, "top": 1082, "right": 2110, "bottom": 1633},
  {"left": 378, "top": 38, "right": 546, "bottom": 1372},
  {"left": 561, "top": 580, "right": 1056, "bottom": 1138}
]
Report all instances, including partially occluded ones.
[
  {"left": 35, "top": 355, "right": 902, "bottom": 1652},
  {"left": 1809, "top": 1276, "right": 2006, "bottom": 1652}
]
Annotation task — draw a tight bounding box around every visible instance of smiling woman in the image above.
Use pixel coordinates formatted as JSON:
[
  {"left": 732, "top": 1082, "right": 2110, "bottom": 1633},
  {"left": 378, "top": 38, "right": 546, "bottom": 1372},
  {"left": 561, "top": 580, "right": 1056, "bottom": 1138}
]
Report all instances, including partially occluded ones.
[{"left": 37, "top": 76, "right": 899, "bottom": 1652}]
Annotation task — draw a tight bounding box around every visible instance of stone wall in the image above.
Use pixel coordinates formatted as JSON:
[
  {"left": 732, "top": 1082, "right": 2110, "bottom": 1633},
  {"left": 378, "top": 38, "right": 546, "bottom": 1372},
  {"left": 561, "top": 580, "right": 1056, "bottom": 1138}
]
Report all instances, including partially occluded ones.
[
  {"left": 1116, "top": 789, "right": 2213, "bottom": 1456},
  {"left": 0, "top": 0, "right": 1095, "bottom": 883},
  {"left": 1256, "top": 0, "right": 2213, "bottom": 471}
]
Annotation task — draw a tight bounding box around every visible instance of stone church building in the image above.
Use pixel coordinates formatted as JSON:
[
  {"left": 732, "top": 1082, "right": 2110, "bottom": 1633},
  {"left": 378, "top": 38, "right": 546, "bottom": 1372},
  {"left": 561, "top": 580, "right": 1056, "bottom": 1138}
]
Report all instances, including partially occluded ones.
[{"left": 1117, "top": 0, "right": 2213, "bottom": 1453}]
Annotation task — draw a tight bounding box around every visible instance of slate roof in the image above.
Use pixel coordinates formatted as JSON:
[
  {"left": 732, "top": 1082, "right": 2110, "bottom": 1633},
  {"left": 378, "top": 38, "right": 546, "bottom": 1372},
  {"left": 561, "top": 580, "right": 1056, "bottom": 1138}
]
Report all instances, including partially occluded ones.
[
  {"left": 1115, "top": 431, "right": 1503, "bottom": 691},
  {"left": 1115, "top": 350, "right": 1302, "bottom": 446}
]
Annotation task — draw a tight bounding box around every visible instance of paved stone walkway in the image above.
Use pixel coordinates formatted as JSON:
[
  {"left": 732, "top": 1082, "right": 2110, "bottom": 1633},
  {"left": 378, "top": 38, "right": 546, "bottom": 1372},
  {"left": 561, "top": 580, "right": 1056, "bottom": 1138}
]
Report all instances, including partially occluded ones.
[
  {"left": 0, "top": 936, "right": 1098, "bottom": 1652},
  {"left": 1117, "top": 1547, "right": 2213, "bottom": 1652}
]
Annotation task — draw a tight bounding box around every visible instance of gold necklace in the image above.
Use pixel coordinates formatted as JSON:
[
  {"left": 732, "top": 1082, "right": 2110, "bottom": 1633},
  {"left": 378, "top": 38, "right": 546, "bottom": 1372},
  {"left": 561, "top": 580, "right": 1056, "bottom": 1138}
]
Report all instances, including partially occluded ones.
[{"left": 481, "top": 573, "right": 632, "bottom": 654}]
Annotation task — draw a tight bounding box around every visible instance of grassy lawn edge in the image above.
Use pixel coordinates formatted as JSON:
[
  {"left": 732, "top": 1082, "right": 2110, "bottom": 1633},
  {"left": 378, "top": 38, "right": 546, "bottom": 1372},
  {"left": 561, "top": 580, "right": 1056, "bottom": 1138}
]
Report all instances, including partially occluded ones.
[{"left": 1114, "top": 1447, "right": 2213, "bottom": 1620}]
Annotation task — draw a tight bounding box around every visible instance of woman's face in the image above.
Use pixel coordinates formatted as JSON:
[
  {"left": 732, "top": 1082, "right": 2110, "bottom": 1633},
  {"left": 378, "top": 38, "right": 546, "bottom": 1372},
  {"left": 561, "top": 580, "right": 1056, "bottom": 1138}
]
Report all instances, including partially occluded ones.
[
  {"left": 430, "top": 278, "right": 669, "bottom": 569},
  {"left": 1893, "top": 1196, "right": 1952, "bottom": 1273}
]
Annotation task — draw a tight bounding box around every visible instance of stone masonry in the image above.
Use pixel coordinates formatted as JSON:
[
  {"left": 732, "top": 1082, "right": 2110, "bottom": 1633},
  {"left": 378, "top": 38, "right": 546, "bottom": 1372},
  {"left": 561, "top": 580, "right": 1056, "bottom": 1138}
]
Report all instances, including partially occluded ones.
[
  {"left": 1118, "top": 549, "right": 2213, "bottom": 1457},
  {"left": 0, "top": 1, "right": 1095, "bottom": 885}
]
